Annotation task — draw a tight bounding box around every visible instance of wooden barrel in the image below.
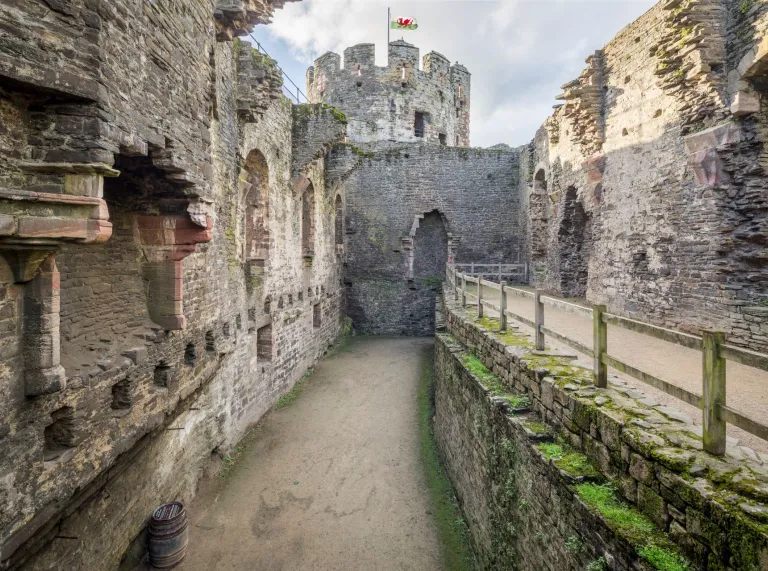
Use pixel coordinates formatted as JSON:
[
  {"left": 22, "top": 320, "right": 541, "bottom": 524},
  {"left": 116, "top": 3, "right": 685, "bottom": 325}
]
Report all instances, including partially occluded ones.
[{"left": 148, "top": 502, "right": 188, "bottom": 568}]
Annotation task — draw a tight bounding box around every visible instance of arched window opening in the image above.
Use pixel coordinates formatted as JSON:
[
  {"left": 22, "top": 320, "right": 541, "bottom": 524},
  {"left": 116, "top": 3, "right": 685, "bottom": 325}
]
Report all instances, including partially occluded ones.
[
  {"left": 558, "top": 186, "right": 592, "bottom": 298},
  {"left": 334, "top": 194, "right": 344, "bottom": 248},
  {"left": 243, "top": 150, "right": 270, "bottom": 262},
  {"left": 302, "top": 182, "right": 315, "bottom": 257}
]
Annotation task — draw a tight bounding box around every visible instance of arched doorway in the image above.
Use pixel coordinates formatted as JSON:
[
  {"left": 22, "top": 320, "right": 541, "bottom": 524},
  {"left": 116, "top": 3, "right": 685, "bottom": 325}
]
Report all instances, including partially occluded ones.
[
  {"left": 413, "top": 210, "right": 448, "bottom": 284},
  {"left": 558, "top": 186, "right": 591, "bottom": 297}
]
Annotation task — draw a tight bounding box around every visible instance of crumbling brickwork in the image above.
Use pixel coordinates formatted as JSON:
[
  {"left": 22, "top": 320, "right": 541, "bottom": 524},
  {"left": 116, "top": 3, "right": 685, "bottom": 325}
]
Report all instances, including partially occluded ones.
[
  {"left": 524, "top": 0, "right": 768, "bottom": 352},
  {"left": 0, "top": 3, "right": 347, "bottom": 568}
]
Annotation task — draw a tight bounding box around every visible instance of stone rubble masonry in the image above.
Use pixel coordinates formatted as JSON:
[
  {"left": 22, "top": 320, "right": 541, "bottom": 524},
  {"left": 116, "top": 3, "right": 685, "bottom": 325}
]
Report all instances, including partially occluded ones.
[
  {"left": 437, "top": 291, "right": 768, "bottom": 570},
  {"left": 523, "top": 0, "right": 768, "bottom": 353},
  {"left": 0, "top": 3, "right": 348, "bottom": 568},
  {"left": 339, "top": 143, "right": 524, "bottom": 335},
  {"left": 307, "top": 41, "right": 471, "bottom": 147}
]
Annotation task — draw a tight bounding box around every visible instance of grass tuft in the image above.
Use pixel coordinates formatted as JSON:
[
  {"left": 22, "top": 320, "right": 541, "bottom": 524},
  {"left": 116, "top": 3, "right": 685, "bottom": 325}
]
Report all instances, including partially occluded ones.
[{"left": 638, "top": 545, "right": 690, "bottom": 571}]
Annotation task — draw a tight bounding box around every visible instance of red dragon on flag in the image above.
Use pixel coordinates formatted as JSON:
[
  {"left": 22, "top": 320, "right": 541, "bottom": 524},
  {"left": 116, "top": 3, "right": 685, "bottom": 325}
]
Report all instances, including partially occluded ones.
[{"left": 391, "top": 17, "right": 418, "bottom": 30}]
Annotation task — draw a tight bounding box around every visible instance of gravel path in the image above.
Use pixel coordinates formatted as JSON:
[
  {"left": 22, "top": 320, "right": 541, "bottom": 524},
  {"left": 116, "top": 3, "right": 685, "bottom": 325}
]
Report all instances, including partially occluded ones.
[
  {"left": 178, "top": 337, "right": 444, "bottom": 571},
  {"left": 465, "top": 282, "right": 768, "bottom": 454}
]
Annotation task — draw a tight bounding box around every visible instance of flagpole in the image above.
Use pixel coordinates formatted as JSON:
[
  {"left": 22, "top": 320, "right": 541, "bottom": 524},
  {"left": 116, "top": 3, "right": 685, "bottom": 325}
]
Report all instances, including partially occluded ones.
[{"left": 387, "top": 7, "right": 390, "bottom": 48}]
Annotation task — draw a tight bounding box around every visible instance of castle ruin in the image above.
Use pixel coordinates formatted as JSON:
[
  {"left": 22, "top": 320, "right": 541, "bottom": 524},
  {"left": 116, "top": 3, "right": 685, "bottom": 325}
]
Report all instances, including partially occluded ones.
[{"left": 1, "top": 0, "right": 768, "bottom": 569}]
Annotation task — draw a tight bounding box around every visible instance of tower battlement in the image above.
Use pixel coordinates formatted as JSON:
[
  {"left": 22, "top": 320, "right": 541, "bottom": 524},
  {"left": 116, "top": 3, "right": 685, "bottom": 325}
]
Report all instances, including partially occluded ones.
[{"left": 307, "top": 41, "right": 471, "bottom": 146}]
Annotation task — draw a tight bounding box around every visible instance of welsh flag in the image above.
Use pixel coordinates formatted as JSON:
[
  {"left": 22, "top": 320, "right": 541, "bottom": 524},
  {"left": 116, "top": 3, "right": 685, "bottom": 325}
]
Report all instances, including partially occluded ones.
[{"left": 391, "top": 17, "right": 418, "bottom": 30}]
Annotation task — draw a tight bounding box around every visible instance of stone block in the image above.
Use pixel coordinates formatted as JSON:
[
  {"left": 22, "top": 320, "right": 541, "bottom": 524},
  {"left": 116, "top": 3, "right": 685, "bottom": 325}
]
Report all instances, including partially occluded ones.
[
  {"left": 17, "top": 217, "right": 89, "bottom": 240},
  {"left": 0, "top": 215, "right": 16, "bottom": 236},
  {"left": 121, "top": 347, "right": 148, "bottom": 365},
  {"left": 730, "top": 90, "right": 760, "bottom": 116}
]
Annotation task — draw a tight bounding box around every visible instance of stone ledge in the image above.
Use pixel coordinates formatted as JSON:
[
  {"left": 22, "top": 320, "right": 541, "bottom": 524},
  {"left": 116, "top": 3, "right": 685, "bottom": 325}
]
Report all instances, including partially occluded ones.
[{"left": 441, "top": 293, "right": 768, "bottom": 569}]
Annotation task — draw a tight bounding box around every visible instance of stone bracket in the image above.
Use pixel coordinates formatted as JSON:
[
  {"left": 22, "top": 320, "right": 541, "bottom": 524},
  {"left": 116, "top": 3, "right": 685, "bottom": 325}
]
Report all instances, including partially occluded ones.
[{"left": 134, "top": 214, "right": 213, "bottom": 330}]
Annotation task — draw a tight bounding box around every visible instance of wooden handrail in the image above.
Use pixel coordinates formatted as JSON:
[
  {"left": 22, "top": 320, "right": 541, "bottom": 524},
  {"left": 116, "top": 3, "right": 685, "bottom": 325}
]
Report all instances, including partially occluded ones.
[{"left": 449, "top": 268, "right": 768, "bottom": 454}]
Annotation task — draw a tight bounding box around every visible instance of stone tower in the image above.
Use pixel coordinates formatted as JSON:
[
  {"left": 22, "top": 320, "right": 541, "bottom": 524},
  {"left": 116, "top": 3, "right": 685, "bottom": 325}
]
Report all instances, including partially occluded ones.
[{"left": 307, "top": 40, "right": 471, "bottom": 146}]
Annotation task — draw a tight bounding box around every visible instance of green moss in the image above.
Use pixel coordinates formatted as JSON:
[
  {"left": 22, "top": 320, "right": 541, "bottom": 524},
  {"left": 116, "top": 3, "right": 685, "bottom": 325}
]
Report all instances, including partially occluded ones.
[
  {"left": 538, "top": 443, "right": 563, "bottom": 459},
  {"left": 638, "top": 545, "right": 689, "bottom": 571},
  {"left": 475, "top": 316, "right": 501, "bottom": 330},
  {"left": 505, "top": 394, "right": 531, "bottom": 410},
  {"left": 537, "top": 442, "right": 599, "bottom": 479},
  {"left": 576, "top": 483, "right": 691, "bottom": 570},
  {"left": 417, "top": 350, "right": 475, "bottom": 571},
  {"left": 460, "top": 354, "right": 502, "bottom": 390},
  {"left": 321, "top": 103, "right": 348, "bottom": 123},
  {"left": 739, "top": 0, "right": 753, "bottom": 13},
  {"left": 524, "top": 421, "right": 552, "bottom": 435},
  {"left": 577, "top": 483, "right": 656, "bottom": 544}
]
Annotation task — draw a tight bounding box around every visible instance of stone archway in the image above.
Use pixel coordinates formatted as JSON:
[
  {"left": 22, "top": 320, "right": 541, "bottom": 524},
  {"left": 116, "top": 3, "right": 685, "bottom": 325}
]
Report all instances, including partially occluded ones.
[{"left": 558, "top": 186, "right": 591, "bottom": 298}]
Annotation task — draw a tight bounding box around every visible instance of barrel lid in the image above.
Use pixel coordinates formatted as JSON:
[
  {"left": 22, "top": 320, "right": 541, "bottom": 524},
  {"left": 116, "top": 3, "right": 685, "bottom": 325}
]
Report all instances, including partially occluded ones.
[{"left": 152, "top": 502, "right": 184, "bottom": 521}]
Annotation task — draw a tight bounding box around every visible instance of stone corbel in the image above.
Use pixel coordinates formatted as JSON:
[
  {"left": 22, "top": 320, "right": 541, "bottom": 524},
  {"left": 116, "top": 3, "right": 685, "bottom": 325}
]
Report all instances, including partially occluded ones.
[
  {"left": 683, "top": 122, "right": 741, "bottom": 186},
  {"left": 0, "top": 188, "right": 112, "bottom": 282},
  {"left": 134, "top": 215, "right": 213, "bottom": 330}
]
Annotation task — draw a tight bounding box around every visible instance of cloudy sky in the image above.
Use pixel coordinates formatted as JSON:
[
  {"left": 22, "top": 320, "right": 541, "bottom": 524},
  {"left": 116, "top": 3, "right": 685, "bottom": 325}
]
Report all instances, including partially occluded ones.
[{"left": 250, "top": 0, "right": 656, "bottom": 148}]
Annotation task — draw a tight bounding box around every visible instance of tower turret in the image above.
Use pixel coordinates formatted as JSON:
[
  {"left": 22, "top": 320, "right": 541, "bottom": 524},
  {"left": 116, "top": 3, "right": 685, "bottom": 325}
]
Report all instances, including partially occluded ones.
[{"left": 307, "top": 42, "right": 471, "bottom": 147}]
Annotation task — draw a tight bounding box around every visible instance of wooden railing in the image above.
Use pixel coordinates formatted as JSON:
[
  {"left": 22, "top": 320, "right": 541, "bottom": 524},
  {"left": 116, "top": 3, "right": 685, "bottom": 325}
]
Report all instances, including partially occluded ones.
[
  {"left": 452, "top": 262, "right": 528, "bottom": 284},
  {"left": 446, "top": 265, "right": 768, "bottom": 456}
]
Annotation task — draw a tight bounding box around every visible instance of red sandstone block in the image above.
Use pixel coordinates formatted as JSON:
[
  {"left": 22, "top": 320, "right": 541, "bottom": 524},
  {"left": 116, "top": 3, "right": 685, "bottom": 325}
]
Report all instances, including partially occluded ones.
[{"left": 18, "top": 217, "right": 88, "bottom": 239}]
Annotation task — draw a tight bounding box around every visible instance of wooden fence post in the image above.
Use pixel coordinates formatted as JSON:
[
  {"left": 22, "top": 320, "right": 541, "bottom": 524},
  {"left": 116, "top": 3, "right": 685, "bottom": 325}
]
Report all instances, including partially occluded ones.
[
  {"left": 498, "top": 262, "right": 502, "bottom": 283},
  {"left": 477, "top": 277, "right": 484, "bottom": 318},
  {"left": 702, "top": 331, "right": 726, "bottom": 456},
  {"left": 453, "top": 268, "right": 459, "bottom": 301},
  {"left": 470, "top": 262, "right": 475, "bottom": 275},
  {"left": 500, "top": 281, "right": 507, "bottom": 331},
  {"left": 461, "top": 274, "right": 466, "bottom": 307},
  {"left": 534, "top": 290, "right": 545, "bottom": 351},
  {"left": 593, "top": 304, "right": 607, "bottom": 388}
]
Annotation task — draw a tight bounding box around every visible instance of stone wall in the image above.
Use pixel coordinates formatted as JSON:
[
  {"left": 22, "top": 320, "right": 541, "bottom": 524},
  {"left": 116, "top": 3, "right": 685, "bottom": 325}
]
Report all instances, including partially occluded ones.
[
  {"left": 523, "top": 0, "right": 768, "bottom": 352},
  {"left": 0, "top": 10, "right": 348, "bottom": 569},
  {"left": 436, "top": 291, "right": 768, "bottom": 570},
  {"left": 339, "top": 144, "right": 523, "bottom": 335},
  {"left": 307, "top": 41, "right": 471, "bottom": 147}
]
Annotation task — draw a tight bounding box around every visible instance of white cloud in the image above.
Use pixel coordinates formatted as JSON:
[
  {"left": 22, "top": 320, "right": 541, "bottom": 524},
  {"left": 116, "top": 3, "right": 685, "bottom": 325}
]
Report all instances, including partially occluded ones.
[{"left": 267, "top": 0, "right": 656, "bottom": 147}]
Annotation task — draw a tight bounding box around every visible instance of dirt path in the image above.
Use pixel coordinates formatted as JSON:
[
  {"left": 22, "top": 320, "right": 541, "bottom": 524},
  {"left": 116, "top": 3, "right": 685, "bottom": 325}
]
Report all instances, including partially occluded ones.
[
  {"left": 466, "top": 282, "right": 768, "bottom": 454},
  {"left": 179, "top": 337, "right": 445, "bottom": 571}
]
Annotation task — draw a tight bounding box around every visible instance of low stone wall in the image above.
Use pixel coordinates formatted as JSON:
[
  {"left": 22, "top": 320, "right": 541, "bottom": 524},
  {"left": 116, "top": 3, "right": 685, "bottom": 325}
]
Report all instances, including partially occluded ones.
[{"left": 435, "top": 292, "right": 768, "bottom": 570}]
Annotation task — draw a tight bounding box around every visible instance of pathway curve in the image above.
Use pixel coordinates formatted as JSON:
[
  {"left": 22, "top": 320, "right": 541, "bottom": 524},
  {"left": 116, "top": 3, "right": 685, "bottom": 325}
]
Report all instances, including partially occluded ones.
[{"left": 179, "top": 337, "right": 444, "bottom": 571}]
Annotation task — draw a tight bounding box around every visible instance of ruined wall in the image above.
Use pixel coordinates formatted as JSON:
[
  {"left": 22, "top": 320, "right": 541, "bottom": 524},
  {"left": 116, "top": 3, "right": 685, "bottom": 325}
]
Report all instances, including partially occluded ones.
[
  {"left": 525, "top": 0, "right": 768, "bottom": 352},
  {"left": 436, "top": 292, "right": 768, "bottom": 570},
  {"left": 0, "top": 11, "right": 348, "bottom": 568},
  {"left": 339, "top": 144, "right": 521, "bottom": 335},
  {"left": 307, "top": 41, "right": 471, "bottom": 147}
]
